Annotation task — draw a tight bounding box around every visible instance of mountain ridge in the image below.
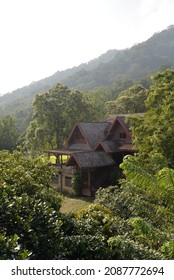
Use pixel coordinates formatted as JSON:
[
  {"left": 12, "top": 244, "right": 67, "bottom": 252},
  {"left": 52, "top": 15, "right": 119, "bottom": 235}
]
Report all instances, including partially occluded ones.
[
  {"left": 61, "top": 26, "right": 174, "bottom": 90},
  {"left": 0, "top": 26, "right": 174, "bottom": 125}
]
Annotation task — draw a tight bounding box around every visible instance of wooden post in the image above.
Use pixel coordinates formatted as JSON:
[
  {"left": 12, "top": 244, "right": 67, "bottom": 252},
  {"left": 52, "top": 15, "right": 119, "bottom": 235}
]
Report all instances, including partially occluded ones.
[
  {"left": 60, "top": 155, "right": 63, "bottom": 193},
  {"left": 88, "top": 170, "right": 91, "bottom": 190}
]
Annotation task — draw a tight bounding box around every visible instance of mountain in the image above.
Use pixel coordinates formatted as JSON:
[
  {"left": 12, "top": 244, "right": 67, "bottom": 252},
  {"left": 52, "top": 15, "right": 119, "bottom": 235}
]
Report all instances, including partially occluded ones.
[
  {"left": 0, "top": 49, "right": 120, "bottom": 114},
  {"left": 0, "top": 26, "right": 174, "bottom": 133},
  {"left": 62, "top": 26, "right": 174, "bottom": 90}
]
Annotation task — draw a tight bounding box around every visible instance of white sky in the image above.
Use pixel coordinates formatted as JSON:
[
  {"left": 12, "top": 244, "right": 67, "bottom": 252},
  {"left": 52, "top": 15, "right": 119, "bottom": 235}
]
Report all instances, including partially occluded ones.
[{"left": 0, "top": 0, "right": 174, "bottom": 95}]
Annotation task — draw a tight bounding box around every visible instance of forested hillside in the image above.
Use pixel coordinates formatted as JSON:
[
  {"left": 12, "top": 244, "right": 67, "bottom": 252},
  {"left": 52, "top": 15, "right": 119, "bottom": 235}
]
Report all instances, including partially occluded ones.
[
  {"left": 0, "top": 49, "right": 119, "bottom": 115},
  {"left": 0, "top": 26, "right": 174, "bottom": 134},
  {"left": 63, "top": 26, "right": 174, "bottom": 90}
]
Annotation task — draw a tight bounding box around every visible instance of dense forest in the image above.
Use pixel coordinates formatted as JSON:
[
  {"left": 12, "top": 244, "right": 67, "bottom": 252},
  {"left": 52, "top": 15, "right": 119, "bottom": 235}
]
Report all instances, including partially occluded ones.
[{"left": 0, "top": 26, "right": 174, "bottom": 260}]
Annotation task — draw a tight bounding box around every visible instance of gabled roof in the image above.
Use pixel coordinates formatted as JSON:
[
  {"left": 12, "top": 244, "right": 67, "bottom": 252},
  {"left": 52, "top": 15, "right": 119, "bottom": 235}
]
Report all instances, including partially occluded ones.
[
  {"left": 95, "top": 140, "right": 120, "bottom": 153},
  {"left": 117, "top": 143, "right": 134, "bottom": 151},
  {"left": 106, "top": 114, "right": 144, "bottom": 129},
  {"left": 104, "top": 115, "right": 131, "bottom": 140},
  {"left": 67, "top": 151, "right": 115, "bottom": 168},
  {"left": 45, "top": 148, "right": 81, "bottom": 156},
  {"left": 67, "top": 122, "right": 110, "bottom": 149},
  {"left": 46, "top": 114, "right": 135, "bottom": 158},
  {"left": 66, "top": 143, "right": 91, "bottom": 151}
]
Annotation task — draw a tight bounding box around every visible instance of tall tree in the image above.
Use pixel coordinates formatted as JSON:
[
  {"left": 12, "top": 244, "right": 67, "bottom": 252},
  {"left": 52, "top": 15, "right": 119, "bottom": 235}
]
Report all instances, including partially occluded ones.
[
  {"left": 26, "top": 83, "right": 96, "bottom": 153},
  {"left": 0, "top": 116, "right": 18, "bottom": 151},
  {"left": 64, "top": 90, "right": 96, "bottom": 133},
  {"left": 129, "top": 69, "right": 174, "bottom": 167},
  {"left": 106, "top": 84, "right": 147, "bottom": 114}
]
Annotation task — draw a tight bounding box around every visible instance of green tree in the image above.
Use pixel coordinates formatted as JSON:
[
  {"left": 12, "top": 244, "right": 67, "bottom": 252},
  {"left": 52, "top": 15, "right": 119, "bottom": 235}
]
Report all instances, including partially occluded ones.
[
  {"left": 0, "top": 150, "right": 63, "bottom": 259},
  {"left": 26, "top": 83, "right": 96, "bottom": 154},
  {"left": 106, "top": 84, "right": 147, "bottom": 114},
  {"left": 27, "top": 83, "right": 70, "bottom": 151},
  {"left": 85, "top": 80, "right": 133, "bottom": 120},
  {"left": 0, "top": 116, "right": 18, "bottom": 151},
  {"left": 129, "top": 69, "right": 174, "bottom": 167},
  {"left": 63, "top": 90, "right": 97, "bottom": 135}
]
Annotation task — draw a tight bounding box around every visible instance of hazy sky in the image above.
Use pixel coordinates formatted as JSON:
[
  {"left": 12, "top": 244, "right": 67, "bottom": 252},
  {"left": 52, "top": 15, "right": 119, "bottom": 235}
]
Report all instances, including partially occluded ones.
[{"left": 0, "top": 0, "right": 174, "bottom": 95}]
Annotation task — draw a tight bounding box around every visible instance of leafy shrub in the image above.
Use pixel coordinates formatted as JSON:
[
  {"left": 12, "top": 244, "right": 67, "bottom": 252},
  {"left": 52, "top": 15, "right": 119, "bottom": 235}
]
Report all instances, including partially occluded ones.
[
  {"left": 108, "top": 236, "right": 164, "bottom": 260},
  {"left": 71, "top": 172, "right": 81, "bottom": 196},
  {"left": 0, "top": 151, "right": 63, "bottom": 259}
]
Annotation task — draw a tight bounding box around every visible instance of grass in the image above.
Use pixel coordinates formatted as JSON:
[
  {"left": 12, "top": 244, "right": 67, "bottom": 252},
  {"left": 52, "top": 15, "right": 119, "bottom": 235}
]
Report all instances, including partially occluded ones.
[
  {"left": 60, "top": 196, "right": 94, "bottom": 213},
  {"left": 50, "top": 155, "right": 69, "bottom": 164}
]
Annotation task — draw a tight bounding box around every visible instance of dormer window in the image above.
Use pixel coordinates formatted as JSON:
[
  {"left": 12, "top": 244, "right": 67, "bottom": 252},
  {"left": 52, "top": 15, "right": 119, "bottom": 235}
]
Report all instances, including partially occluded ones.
[{"left": 120, "top": 132, "right": 126, "bottom": 139}]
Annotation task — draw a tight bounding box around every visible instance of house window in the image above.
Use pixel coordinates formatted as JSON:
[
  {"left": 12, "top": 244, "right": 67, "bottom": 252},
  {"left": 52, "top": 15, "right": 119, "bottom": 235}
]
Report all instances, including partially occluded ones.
[{"left": 120, "top": 132, "right": 126, "bottom": 139}]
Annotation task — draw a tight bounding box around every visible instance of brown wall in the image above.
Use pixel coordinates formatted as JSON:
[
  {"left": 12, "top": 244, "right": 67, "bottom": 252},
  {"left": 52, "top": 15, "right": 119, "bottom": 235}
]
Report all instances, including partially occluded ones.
[{"left": 112, "top": 123, "right": 131, "bottom": 142}]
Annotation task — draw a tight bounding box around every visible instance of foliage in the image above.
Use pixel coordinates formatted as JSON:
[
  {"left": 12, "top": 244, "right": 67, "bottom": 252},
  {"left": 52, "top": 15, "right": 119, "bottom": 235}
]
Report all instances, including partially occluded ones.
[
  {"left": 60, "top": 234, "right": 110, "bottom": 260},
  {"left": 0, "top": 116, "right": 19, "bottom": 151},
  {"left": 26, "top": 83, "right": 97, "bottom": 154},
  {"left": 0, "top": 151, "right": 112, "bottom": 260},
  {"left": 26, "top": 83, "right": 71, "bottom": 151},
  {"left": 63, "top": 27, "right": 174, "bottom": 90},
  {"left": 1, "top": 150, "right": 173, "bottom": 260},
  {"left": 86, "top": 79, "right": 133, "bottom": 119},
  {"left": 161, "top": 241, "right": 174, "bottom": 259},
  {"left": 128, "top": 217, "right": 168, "bottom": 249},
  {"left": 0, "top": 233, "right": 30, "bottom": 260},
  {"left": 95, "top": 160, "right": 174, "bottom": 260},
  {"left": 0, "top": 150, "right": 63, "bottom": 259},
  {"left": 71, "top": 172, "right": 81, "bottom": 196},
  {"left": 108, "top": 236, "right": 163, "bottom": 260},
  {"left": 0, "top": 50, "right": 118, "bottom": 134},
  {"left": 106, "top": 84, "right": 147, "bottom": 114},
  {"left": 129, "top": 69, "right": 174, "bottom": 167},
  {"left": 120, "top": 155, "right": 174, "bottom": 220},
  {"left": 1, "top": 27, "right": 174, "bottom": 138}
]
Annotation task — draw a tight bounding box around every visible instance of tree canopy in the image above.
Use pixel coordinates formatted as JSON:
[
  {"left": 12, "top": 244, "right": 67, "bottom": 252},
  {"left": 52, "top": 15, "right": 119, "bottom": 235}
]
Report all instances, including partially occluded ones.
[
  {"left": 106, "top": 84, "right": 147, "bottom": 114},
  {"left": 0, "top": 116, "right": 18, "bottom": 151},
  {"left": 1, "top": 150, "right": 173, "bottom": 260},
  {"left": 26, "top": 83, "right": 97, "bottom": 154},
  {"left": 129, "top": 69, "right": 174, "bottom": 168}
]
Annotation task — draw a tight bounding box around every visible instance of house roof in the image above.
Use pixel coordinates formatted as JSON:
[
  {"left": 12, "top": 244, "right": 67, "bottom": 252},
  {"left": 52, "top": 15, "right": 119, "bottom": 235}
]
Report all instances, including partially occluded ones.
[
  {"left": 67, "top": 143, "right": 91, "bottom": 151},
  {"left": 46, "top": 114, "right": 135, "bottom": 159},
  {"left": 95, "top": 140, "right": 120, "bottom": 153},
  {"left": 67, "top": 151, "right": 115, "bottom": 168},
  {"left": 67, "top": 122, "right": 111, "bottom": 149},
  {"left": 106, "top": 113, "right": 144, "bottom": 129},
  {"left": 45, "top": 148, "right": 81, "bottom": 155},
  {"left": 104, "top": 115, "right": 131, "bottom": 140},
  {"left": 117, "top": 143, "right": 134, "bottom": 151}
]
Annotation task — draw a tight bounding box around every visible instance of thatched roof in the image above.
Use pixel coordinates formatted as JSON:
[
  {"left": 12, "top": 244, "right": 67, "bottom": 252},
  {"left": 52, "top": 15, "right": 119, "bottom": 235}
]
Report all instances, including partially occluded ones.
[{"left": 67, "top": 151, "right": 115, "bottom": 168}]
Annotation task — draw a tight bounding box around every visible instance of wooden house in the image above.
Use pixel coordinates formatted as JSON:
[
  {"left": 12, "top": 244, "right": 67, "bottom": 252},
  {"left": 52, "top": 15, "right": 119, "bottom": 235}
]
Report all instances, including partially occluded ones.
[{"left": 46, "top": 115, "right": 134, "bottom": 196}]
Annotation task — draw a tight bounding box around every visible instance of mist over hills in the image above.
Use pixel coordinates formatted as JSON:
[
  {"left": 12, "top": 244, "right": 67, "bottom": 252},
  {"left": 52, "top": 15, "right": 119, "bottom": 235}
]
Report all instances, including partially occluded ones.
[
  {"left": 62, "top": 26, "right": 174, "bottom": 90},
  {"left": 0, "top": 25, "right": 174, "bottom": 130},
  {"left": 0, "top": 49, "right": 121, "bottom": 114}
]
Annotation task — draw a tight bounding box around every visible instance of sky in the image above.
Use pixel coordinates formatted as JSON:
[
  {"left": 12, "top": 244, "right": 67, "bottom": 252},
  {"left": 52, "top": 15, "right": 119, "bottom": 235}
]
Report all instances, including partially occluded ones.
[{"left": 0, "top": 0, "right": 174, "bottom": 95}]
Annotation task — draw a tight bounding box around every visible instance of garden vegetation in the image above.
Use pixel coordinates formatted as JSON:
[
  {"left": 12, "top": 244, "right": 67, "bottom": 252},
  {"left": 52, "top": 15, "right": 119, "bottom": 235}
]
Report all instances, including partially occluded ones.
[{"left": 0, "top": 70, "right": 174, "bottom": 259}]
